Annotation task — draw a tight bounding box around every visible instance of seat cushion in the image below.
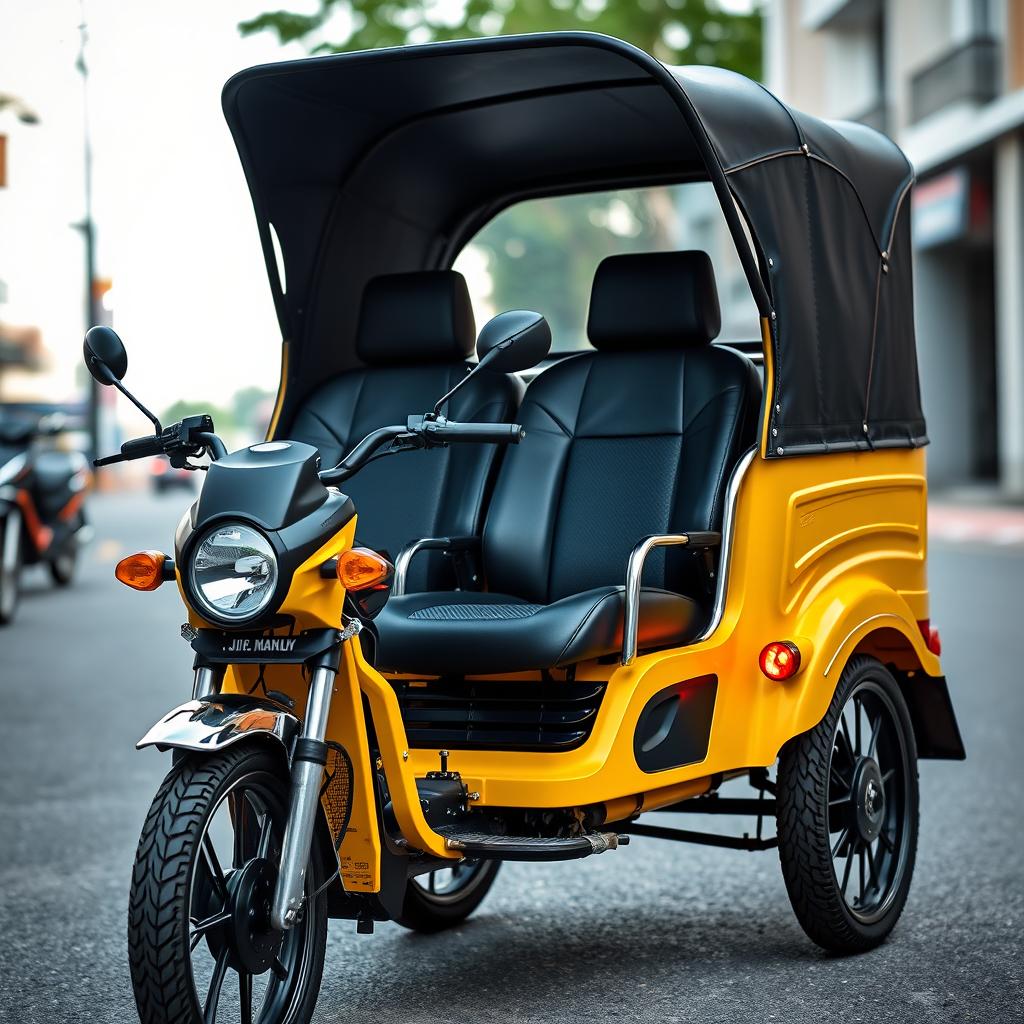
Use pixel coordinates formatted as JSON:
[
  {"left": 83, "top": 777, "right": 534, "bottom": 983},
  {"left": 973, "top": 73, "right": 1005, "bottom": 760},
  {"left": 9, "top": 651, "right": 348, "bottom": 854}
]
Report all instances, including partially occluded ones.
[{"left": 374, "top": 587, "right": 705, "bottom": 675}]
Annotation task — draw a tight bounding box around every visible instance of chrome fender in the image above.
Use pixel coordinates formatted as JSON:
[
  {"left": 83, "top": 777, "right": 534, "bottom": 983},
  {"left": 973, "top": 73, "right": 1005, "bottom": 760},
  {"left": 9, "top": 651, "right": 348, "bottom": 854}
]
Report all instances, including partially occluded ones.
[{"left": 137, "top": 694, "right": 299, "bottom": 756}]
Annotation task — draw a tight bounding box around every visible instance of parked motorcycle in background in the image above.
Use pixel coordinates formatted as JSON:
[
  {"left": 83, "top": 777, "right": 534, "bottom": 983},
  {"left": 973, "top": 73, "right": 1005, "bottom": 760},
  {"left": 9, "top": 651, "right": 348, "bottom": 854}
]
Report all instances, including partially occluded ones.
[{"left": 0, "top": 411, "right": 91, "bottom": 624}]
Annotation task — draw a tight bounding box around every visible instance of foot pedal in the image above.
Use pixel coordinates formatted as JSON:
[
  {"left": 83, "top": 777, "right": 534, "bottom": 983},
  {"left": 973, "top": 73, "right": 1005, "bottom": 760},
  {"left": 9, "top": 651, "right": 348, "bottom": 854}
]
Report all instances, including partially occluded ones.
[{"left": 435, "top": 827, "right": 628, "bottom": 862}]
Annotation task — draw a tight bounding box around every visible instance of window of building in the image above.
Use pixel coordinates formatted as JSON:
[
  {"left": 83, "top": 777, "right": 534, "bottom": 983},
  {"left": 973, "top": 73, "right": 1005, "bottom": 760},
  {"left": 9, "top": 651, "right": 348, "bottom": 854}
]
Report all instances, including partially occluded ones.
[{"left": 453, "top": 183, "right": 760, "bottom": 354}]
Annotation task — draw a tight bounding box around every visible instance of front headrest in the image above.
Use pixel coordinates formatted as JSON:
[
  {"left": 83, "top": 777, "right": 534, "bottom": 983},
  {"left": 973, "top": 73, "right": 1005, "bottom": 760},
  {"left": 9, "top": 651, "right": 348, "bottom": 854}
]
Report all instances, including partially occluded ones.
[
  {"left": 587, "top": 251, "right": 721, "bottom": 351},
  {"left": 356, "top": 270, "right": 476, "bottom": 364}
]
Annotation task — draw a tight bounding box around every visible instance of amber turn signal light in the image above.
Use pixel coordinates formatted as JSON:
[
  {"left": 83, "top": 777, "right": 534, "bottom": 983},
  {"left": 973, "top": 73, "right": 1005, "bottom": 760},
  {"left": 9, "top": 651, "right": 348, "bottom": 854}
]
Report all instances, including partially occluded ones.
[
  {"left": 336, "top": 547, "right": 392, "bottom": 591},
  {"left": 115, "top": 550, "right": 168, "bottom": 592},
  {"left": 759, "top": 640, "right": 801, "bottom": 681}
]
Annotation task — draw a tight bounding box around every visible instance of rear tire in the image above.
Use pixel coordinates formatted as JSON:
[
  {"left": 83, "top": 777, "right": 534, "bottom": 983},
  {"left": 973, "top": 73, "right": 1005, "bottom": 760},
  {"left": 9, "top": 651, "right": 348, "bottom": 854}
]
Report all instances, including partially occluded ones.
[
  {"left": 396, "top": 859, "right": 500, "bottom": 933},
  {"left": 128, "top": 745, "right": 327, "bottom": 1024},
  {"left": 0, "top": 510, "right": 22, "bottom": 625},
  {"left": 777, "top": 655, "right": 918, "bottom": 954}
]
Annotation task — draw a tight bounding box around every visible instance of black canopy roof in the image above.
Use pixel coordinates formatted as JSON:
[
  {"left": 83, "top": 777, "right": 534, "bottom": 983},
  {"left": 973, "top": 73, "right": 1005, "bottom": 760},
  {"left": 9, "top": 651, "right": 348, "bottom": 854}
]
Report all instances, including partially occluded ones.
[{"left": 223, "top": 32, "right": 926, "bottom": 457}]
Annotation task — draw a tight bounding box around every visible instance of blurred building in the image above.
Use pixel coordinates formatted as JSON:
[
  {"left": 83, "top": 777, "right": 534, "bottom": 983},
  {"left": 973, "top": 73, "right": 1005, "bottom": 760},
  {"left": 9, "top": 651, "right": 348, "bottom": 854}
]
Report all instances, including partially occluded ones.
[{"left": 766, "top": 0, "right": 1024, "bottom": 493}]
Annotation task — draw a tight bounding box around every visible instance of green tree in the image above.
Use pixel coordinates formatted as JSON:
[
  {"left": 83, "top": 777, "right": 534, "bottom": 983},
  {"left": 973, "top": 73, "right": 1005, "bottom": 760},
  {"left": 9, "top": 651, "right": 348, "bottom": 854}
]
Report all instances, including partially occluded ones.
[{"left": 240, "top": 0, "right": 762, "bottom": 80}]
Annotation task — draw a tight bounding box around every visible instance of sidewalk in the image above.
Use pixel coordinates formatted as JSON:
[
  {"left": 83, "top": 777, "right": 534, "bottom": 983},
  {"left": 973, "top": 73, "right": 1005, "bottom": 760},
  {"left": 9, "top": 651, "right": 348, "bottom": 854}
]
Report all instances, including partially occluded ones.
[{"left": 929, "top": 502, "right": 1024, "bottom": 548}]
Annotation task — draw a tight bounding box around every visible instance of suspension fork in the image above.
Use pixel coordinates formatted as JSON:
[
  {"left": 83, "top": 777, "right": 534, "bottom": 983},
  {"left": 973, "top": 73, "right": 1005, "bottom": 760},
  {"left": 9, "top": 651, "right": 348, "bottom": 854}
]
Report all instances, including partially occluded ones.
[{"left": 271, "top": 634, "right": 349, "bottom": 931}]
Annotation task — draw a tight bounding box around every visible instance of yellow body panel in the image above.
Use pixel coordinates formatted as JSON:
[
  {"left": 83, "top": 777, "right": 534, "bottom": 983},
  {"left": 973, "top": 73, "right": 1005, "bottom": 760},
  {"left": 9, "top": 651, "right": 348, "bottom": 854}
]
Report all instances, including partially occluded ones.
[
  {"left": 382, "top": 445, "right": 939, "bottom": 815},
  {"left": 177, "top": 432, "right": 942, "bottom": 883}
]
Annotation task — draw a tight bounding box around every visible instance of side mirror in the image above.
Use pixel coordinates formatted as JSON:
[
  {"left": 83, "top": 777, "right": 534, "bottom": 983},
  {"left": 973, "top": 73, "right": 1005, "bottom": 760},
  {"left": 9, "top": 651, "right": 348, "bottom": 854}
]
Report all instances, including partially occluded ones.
[
  {"left": 476, "top": 310, "right": 551, "bottom": 374},
  {"left": 83, "top": 325, "right": 128, "bottom": 386}
]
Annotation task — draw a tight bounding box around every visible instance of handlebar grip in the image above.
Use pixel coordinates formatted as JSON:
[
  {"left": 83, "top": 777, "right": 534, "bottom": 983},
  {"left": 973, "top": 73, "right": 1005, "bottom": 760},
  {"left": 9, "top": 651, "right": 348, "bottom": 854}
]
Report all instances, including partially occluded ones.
[
  {"left": 120, "top": 435, "right": 163, "bottom": 459},
  {"left": 426, "top": 422, "right": 526, "bottom": 444}
]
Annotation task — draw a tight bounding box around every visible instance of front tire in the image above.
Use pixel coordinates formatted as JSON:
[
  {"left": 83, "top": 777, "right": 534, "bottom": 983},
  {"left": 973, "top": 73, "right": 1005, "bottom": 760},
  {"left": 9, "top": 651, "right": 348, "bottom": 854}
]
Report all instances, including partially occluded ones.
[
  {"left": 49, "top": 542, "right": 77, "bottom": 587},
  {"left": 397, "top": 859, "right": 500, "bottom": 933},
  {"left": 0, "top": 510, "right": 22, "bottom": 625},
  {"left": 129, "top": 745, "right": 327, "bottom": 1024},
  {"left": 777, "top": 655, "right": 919, "bottom": 954}
]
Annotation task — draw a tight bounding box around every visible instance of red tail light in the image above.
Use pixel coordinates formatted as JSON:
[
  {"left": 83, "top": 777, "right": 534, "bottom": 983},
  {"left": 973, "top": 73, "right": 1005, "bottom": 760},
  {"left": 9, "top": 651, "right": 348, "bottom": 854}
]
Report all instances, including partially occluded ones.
[
  {"left": 759, "top": 641, "right": 801, "bottom": 681},
  {"left": 917, "top": 619, "right": 942, "bottom": 656}
]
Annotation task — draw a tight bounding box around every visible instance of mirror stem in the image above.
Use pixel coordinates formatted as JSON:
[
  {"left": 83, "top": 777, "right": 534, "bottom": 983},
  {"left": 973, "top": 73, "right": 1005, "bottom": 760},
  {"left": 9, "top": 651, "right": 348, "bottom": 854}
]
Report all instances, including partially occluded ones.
[
  {"left": 111, "top": 378, "right": 162, "bottom": 435},
  {"left": 432, "top": 356, "right": 490, "bottom": 416}
]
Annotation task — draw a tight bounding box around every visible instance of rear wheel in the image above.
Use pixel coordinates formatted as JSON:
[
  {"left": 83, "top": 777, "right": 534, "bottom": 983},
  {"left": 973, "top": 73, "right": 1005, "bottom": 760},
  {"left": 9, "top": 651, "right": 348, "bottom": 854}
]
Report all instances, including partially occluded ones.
[
  {"left": 128, "top": 746, "right": 328, "bottom": 1024},
  {"left": 0, "top": 510, "right": 22, "bottom": 625},
  {"left": 777, "top": 655, "right": 918, "bottom": 954},
  {"left": 396, "top": 859, "right": 500, "bottom": 933}
]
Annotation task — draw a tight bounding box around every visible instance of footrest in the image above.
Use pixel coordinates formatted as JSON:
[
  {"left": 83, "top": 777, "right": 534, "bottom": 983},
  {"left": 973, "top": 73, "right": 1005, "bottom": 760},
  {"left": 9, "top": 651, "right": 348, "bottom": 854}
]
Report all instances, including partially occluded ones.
[{"left": 435, "top": 826, "right": 629, "bottom": 861}]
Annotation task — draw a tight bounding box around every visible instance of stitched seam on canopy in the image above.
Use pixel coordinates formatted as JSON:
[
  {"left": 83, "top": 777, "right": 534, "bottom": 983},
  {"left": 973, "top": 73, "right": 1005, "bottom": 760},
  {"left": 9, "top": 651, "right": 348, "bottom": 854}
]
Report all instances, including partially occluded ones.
[{"left": 802, "top": 158, "right": 826, "bottom": 429}]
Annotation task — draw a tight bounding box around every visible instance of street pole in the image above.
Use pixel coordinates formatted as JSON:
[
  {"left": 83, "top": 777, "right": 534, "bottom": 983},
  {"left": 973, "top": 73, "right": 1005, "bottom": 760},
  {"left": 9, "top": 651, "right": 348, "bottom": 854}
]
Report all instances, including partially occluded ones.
[{"left": 77, "top": 1, "right": 101, "bottom": 463}]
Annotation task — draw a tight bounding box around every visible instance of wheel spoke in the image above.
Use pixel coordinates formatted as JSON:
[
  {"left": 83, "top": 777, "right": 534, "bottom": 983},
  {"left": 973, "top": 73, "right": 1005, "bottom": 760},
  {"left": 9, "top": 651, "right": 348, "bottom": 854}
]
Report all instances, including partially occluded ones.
[
  {"left": 878, "top": 828, "right": 895, "bottom": 853},
  {"left": 853, "top": 697, "right": 862, "bottom": 756},
  {"left": 829, "top": 764, "right": 852, "bottom": 793},
  {"left": 203, "top": 947, "right": 230, "bottom": 1024},
  {"left": 189, "top": 909, "right": 231, "bottom": 952},
  {"left": 831, "top": 828, "right": 850, "bottom": 857},
  {"left": 239, "top": 971, "right": 253, "bottom": 1024},
  {"left": 256, "top": 810, "right": 274, "bottom": 861},
  {"left": 858, "top": 848, "right": 866, "bottom": 902},
  {"left": 428, "top": 871, "right": 437, "bottom": 895},
  {"left": 881, "top": 767, "right": 896, "bottom": 785},
  {"left": 867, "top": 713, "right": 882, "bottom": 759},
  {"left": 201, "top": 834, "right": 228, "bottom": 900},
  {"left": 839, "top": 713, "right": 855, "bottom": 764},
  {"left": 232, "top": 792, "right": 250, "bottom": 869},
  {"left": 840, "top": 846, "right": 855, "bottom": 894},
  {"left": 828, "top": 793, "right": 853, "bottom": 808},
  {"left": 270, "top": 956, "right": 288, "bottom": 981},
  {"left": 865, "top": 843, "right": 880, "bottom": 892}
]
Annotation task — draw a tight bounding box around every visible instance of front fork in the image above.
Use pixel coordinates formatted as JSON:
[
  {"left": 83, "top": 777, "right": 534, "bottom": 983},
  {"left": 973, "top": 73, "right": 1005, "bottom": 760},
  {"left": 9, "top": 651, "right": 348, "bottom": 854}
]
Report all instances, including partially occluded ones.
[{"left": 271, "top": 657, "right": 337, "bottom": 930}]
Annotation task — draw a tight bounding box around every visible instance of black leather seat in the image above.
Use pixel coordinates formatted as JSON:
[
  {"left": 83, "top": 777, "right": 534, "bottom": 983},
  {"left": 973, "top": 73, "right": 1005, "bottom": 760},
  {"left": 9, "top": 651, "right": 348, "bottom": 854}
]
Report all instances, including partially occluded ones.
[
  {"left": 375, "top": 251, "right": 761, "bottom": 676},
  {"left": 288, "top": 271, "right": 522, "bottom": 592}
]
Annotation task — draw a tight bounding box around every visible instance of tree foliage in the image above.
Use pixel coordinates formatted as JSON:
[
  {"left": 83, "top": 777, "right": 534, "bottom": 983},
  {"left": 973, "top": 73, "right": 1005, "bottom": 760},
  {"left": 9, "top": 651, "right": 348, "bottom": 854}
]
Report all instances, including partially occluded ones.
[{"left": 240, "top": 0, "right": 762, "bottom": 80}]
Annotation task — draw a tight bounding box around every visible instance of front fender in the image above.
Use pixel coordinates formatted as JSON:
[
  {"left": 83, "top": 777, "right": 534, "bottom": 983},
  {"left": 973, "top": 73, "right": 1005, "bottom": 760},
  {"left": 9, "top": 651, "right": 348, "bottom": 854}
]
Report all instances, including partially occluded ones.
[{"left": 137, "top": 693, "right": 299, "bottom": 755}]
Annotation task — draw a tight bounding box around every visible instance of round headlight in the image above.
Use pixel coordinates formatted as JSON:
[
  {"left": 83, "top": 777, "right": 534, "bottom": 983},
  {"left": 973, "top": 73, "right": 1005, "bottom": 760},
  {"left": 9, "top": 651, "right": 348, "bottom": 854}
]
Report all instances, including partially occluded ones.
[{"left": 189, "top": 522, "right": 278, "bottom": 623}]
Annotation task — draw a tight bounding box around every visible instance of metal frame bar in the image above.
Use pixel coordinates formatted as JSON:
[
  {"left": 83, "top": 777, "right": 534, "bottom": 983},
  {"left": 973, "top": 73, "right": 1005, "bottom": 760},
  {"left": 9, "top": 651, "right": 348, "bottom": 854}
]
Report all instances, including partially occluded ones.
[
  {"left": 624, "top": 821, "right": 777, "bottom": 851},
  {"left": 621, "top": 530, "right": 721, "bottom": 666},
  {"left": 696, "top": 445, "right": 756, "bottom": 642},
  {"left": 392, "top": 535, "right": 479, "bottom": 596}
]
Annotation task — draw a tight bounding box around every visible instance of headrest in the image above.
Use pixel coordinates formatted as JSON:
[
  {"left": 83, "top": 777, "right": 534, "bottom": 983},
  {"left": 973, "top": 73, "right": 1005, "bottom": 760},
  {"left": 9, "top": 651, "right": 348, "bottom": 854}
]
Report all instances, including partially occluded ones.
[
  {"left": 587, "top": 251, "right": 721, "bottom": 351},
  {"left": 356, "top": 270, "right": 476, "bottom": 364}
]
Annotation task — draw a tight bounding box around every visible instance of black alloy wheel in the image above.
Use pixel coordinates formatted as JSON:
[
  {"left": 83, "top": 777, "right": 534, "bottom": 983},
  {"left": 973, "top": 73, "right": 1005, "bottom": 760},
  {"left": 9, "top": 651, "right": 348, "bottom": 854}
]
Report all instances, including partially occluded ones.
[
  {"left": 397, "top": 859, "right": 500, "bottom": 933},
  {"left": 0, "top": 509, "right": 22, "bottom": 625},
  {"left": 777, "top": 655, "right": 919, "bottom": 953},
  {"left": 129, "top": 746, "right": 327, "bottom": 1024}
]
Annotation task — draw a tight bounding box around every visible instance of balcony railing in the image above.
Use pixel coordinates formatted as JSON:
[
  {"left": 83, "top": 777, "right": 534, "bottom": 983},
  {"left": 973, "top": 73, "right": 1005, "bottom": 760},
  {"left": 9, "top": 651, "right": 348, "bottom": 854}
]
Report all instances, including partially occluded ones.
[{"left": 910, "top": 38, "right": 1002, "bottom": 124}]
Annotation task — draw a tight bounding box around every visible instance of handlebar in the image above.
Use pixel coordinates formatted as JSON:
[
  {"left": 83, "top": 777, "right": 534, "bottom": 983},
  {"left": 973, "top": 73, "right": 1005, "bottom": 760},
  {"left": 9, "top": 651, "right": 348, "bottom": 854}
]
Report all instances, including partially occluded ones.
[
  {"left": 93, "top": 414, "right": 226, "bottom": 468},
  {"left": 419, "top": 420, "right": 526, "bottom": 445},
  {"left": 319, "top": 415, "right": 525, "bottom": 485}
]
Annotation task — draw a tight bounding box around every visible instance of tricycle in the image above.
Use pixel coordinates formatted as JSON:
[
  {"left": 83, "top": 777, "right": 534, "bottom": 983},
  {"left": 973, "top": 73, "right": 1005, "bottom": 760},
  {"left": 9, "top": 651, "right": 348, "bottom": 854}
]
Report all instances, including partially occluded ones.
[{"left": 90, "top": 32, "right": 964, "bottom": 1024}]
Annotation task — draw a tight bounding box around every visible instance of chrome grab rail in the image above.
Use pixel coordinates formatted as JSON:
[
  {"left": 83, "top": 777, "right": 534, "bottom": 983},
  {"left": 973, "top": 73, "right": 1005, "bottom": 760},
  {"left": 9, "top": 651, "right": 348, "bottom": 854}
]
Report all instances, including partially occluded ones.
[
  {"left": 621, "top": 534, "right": 695, "bottom": 667},
  {"left": 392, "top": 535, "right": 479, "bottom": 596},
  {"left": 696, "top": 446, "right": 756, "bottom": 643}
]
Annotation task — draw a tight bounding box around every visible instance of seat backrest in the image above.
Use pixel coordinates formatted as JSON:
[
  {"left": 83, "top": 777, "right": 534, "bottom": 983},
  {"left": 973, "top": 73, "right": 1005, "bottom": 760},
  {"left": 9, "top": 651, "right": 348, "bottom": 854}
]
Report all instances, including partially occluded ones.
[
  {"left": 480, "top": 251, "right": 760, "bottom": 604},
  {"left": 288, "top": 271, "right": 522, "bottom": 592}
]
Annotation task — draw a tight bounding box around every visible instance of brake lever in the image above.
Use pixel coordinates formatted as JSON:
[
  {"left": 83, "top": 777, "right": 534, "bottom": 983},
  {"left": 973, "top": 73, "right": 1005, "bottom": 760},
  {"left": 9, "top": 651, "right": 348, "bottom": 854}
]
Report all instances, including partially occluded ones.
[{"left": 93, "top": 452, "right": 127, "bottom": 467}]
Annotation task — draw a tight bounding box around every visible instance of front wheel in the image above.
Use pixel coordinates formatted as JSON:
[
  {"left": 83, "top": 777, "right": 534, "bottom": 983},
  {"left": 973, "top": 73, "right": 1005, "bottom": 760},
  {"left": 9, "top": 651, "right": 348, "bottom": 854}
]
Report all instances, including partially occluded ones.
[
  {"left": 0, "top": 510, "right": 22, "bottom": 625},
  {"left": 777, "top": 655, "right": 919, "bottom": 954},
  {"left": 129, "top": 746, "right": 327, "bottom": 1024}
]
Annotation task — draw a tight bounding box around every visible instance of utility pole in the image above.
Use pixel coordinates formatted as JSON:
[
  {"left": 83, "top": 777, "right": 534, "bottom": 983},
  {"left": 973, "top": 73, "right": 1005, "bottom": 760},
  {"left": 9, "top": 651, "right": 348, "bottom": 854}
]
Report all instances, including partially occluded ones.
[{"left": 76, "top": 0, "right": 101, "bottom": 462}]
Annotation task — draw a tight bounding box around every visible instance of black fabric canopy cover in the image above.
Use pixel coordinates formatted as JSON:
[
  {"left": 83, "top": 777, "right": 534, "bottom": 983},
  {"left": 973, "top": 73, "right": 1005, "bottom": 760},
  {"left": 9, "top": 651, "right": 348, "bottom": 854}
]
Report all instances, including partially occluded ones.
[{"left": 222, "top": 32, "right": 926, "bottom": 457}]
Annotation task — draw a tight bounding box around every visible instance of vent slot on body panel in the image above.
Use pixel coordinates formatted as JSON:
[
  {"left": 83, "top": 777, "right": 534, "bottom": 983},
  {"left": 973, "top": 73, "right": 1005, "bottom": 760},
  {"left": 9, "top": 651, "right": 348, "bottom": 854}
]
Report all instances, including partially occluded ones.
[{"left": 390, "top": 679, "right": 606, "bottom": 752}]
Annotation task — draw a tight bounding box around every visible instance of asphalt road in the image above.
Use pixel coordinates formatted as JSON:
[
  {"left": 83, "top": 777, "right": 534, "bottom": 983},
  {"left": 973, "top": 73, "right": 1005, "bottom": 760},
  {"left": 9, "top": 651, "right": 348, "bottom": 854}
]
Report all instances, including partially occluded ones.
[{"left": 0, "top": 490, "right": 1021, "bottom": 1024}]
